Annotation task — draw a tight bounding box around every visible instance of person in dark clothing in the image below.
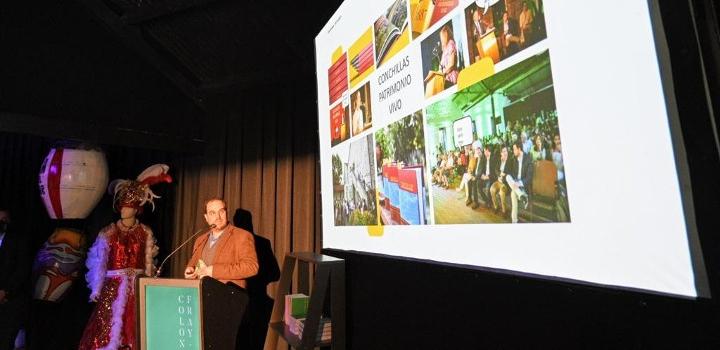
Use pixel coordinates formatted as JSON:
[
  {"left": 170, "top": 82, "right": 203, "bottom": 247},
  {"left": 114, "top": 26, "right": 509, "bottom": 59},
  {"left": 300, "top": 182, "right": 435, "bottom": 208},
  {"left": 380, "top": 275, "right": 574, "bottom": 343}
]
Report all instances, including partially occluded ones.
[
  {"left": 0, "top": 208, "right": 31, "bottom": 350},
  {"left": 473, "top": 144, "right": 495, "bottom": 209},
  {"left": 506, "top": 141, "right": 533, "bottom": 223},
  {"left": 502, "top": 11, "right": 521, "bottom": 56}
]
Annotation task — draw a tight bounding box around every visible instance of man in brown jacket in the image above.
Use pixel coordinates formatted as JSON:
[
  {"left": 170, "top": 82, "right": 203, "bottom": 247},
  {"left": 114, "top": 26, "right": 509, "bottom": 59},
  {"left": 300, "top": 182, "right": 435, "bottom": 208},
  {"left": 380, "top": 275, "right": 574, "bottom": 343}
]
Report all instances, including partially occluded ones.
[{"left": 184, "top": 198, "right": 259, "bottom": 288}]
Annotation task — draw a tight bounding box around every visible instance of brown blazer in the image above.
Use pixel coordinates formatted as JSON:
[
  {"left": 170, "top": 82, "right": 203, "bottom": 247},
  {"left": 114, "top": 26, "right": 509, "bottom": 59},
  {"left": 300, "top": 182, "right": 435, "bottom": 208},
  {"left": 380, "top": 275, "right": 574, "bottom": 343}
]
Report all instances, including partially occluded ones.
[{"left": 186, "top": 224, "right": 259, "bottom": 288}]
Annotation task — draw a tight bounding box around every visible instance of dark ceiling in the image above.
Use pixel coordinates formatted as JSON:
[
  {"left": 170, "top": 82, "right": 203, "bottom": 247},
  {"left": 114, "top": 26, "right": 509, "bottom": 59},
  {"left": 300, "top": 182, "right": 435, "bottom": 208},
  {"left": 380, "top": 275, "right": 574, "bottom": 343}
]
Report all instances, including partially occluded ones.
[
  {"left": 1, "top": 0, "right": 717, "bottom": 154},
  {"left": 0, "top": 0, "right": 342, "bottom": 151}
]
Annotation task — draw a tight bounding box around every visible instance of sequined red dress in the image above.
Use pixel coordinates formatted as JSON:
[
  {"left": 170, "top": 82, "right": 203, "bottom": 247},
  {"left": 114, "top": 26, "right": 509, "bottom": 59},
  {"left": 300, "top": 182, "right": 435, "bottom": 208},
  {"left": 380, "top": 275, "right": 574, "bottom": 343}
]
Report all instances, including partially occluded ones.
[{"left": 78, "top": 221, "right": 155, "bottom": 350}]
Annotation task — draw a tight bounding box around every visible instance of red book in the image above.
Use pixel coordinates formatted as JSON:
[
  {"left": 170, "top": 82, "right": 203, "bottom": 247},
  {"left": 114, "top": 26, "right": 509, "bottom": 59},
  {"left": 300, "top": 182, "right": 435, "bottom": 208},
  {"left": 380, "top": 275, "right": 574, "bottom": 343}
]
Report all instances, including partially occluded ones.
[
  {"left": 429, "top": 0, "right": 459, "bottom": 25},
  {"left": 330, "top": 104, "right": 344, "bottom": 141},
  {"left": 398, "top": 168, "right": 419, "bottom": 194},
  {"left": 386, "top": 165, "right": 399, "bottom": 183},
  {"left": 327, "top": 53, "right": 348, "bottom": 104}
]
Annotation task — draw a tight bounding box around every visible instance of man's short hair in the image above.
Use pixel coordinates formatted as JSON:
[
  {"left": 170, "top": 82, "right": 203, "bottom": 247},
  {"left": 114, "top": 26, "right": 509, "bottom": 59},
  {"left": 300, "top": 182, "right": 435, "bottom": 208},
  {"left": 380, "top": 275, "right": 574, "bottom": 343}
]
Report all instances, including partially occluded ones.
[
  {"left": 513, "top": 140, "right": 523, "bottom": 152},
  {"left": 204, "top": 198, "right": 226, "bottom": 213}
]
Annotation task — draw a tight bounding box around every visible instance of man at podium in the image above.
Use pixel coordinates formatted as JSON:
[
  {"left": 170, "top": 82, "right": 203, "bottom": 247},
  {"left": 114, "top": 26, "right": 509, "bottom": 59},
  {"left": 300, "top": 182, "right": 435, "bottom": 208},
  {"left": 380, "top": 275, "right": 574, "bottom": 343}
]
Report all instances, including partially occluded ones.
[{"left": 184, "top": 198, "right": 259, "bottom": 289}]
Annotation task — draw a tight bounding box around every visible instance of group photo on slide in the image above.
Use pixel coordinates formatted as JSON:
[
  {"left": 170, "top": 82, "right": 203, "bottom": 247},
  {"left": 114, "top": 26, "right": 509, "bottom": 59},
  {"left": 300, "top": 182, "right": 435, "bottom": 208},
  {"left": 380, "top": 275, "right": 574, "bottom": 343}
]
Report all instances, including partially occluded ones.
[{"left": 426, "top": 50, "right": 569, "bottom": 224}]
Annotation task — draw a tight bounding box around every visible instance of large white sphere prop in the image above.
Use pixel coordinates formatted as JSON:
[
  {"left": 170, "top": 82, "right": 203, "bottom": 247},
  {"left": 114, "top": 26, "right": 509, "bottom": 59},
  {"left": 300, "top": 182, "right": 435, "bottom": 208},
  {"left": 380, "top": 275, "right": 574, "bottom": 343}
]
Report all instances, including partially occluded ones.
[{"left": 38, "top": 148, "right": 109, "bottom": 219}]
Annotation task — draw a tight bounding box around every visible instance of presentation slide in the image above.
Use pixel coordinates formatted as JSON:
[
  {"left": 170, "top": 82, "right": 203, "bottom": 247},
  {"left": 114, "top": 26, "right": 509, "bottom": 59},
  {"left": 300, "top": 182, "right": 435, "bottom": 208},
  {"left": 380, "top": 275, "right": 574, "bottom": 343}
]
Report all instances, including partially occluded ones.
[{"left": 316, "top": 0, "right": 707, "bottom": 297}]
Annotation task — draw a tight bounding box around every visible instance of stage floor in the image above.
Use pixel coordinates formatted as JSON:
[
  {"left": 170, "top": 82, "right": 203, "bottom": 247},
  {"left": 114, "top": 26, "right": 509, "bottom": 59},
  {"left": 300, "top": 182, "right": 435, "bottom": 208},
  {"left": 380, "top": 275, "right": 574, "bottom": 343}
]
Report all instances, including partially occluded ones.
[{"left": 431, "top": 184, "right": 511, "bottom": 224}]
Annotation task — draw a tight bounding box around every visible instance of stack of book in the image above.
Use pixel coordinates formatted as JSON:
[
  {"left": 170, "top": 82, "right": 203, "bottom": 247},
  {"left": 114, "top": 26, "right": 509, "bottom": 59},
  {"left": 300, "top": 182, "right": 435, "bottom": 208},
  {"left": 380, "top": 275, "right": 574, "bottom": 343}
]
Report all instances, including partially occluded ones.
[
  {"left": 295, "top": 317, "right": 332, "bottom": 342},
  {"left": 283, "top": 294, "right": 332, "bottom": 342},
  {"left": 284, "top": 294, "right": 309, "bottom": 322}
]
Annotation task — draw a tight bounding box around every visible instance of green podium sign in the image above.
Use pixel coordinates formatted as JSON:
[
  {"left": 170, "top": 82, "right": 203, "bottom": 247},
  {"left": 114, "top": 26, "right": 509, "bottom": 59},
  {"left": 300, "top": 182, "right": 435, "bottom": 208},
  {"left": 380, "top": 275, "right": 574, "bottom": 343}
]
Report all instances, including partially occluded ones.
[{"left": 139, "top": 278, "right": 203, "bottom": 350}]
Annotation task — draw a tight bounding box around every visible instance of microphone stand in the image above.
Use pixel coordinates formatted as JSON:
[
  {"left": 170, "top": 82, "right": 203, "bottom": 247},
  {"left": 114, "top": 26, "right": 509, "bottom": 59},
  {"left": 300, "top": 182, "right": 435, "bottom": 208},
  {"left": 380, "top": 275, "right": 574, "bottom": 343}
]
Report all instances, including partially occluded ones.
[{"left": 155, "top": 224, "right": 216, "bottom": 278}]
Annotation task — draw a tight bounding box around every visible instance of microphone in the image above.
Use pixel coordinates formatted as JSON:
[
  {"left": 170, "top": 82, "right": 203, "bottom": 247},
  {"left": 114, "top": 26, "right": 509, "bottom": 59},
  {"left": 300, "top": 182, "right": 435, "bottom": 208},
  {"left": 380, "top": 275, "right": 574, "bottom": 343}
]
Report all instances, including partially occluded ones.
[{"left": 155, "top": 224, "right": 216, "bottom": 278}]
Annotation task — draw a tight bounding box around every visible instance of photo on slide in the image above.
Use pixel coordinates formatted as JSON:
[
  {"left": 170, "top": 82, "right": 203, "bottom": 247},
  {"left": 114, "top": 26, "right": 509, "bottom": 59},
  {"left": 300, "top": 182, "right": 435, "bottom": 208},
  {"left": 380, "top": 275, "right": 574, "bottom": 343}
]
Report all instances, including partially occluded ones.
[
  {"left": 350, "top": 82, "right": 373, "bottom": 137},
  {"left": 420, "top": 15, "right": 468, "bottom": 98},
  {"left": 330, "top": 100, "right": 351, "bottom": 147},
  {"left": 374, "top": 0, "right": 410, "bottom": 67},
  {"left": 409, "top": 0, "right": 459, "bottom": 39},
  {"left": 332, "top": 134, "right": 379, "bottom": 226},
  {"left": 374, "top": 110, "right": 430, "bottom": 225},
  {"left": 328, "top": 50, "right": 349, "bottom": 106},
  {"left": 426, "top": 50, "right": 570, "bottom": 224},
  {"left": 462, "top": 0, "right": 548, "bottom": 69},
  {"left": 349, "top": 26, "right": 376, "bottom": 88}
]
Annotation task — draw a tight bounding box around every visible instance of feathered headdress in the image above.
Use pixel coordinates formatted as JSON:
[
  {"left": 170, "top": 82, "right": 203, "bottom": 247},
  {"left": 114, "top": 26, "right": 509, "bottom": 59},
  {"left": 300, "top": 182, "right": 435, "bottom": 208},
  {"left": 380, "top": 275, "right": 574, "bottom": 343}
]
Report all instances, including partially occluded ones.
[{"left": 109, "top": 164, "right": 172, "bottom": 212}]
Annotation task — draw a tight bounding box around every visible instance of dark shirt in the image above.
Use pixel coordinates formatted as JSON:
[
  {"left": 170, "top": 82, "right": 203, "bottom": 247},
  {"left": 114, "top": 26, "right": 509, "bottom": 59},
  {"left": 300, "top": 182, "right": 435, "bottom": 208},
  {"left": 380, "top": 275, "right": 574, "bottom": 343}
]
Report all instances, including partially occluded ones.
[{"left": 0, "top": 231, "right": 31, "bottom": 299}]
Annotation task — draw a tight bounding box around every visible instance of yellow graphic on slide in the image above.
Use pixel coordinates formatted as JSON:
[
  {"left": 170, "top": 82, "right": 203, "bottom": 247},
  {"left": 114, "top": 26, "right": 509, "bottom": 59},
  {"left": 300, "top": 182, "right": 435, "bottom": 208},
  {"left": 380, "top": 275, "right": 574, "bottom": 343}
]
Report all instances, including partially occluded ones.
[
  {"left": 332, "top": 46, "right": 345, "bottom": 63},
  {"left": 457, "top": 57, "right": 496, "bottom": 91},
  {"left": 367, "top": 189, "right": 384, "bottom": 236},
  {"left": 349, "top": 27, "right": 376, "bottom": 88},
  {"left": 367, "top": 225, "right": 384, "bottom": 236}
]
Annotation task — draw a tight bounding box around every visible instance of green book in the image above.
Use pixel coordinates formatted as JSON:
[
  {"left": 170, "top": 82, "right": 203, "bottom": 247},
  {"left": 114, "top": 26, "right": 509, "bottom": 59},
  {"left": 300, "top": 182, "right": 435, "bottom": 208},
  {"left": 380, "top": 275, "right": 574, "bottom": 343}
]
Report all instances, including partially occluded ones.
[{"left": 285, "top": 293, "right": 310, "bottom": 320}]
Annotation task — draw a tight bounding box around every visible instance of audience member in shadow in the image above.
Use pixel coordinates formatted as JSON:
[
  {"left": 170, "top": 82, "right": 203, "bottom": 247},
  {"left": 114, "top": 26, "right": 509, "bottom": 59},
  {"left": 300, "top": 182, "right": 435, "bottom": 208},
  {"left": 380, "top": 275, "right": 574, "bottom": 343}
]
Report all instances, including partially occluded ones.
[
  {"left": 233, "top": 209, "right": 280, "bottom": 350},
  {"left": 0, "top": 208, "right": 31, "bottom": 350}
]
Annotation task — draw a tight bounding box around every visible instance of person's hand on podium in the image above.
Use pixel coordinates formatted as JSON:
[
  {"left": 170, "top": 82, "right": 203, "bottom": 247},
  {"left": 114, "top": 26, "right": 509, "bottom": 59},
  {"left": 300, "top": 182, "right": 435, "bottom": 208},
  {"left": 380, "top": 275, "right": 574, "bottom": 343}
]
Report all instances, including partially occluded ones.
[
  {"left": 184, "top": 265, "right": 213, "bottom": 279},
  {"left": 196, "top": 265, "right": 213, "bottom": 278},
  {"left": 184, "top": 266, "right": 197, "bottom": 279}
]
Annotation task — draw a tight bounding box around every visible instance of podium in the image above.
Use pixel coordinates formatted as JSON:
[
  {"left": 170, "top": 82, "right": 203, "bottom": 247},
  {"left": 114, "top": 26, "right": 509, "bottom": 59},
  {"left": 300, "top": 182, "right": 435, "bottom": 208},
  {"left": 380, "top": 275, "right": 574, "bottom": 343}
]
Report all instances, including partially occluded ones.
[{"left": 137, "top": 277, "right": 249, "bottom": 350}]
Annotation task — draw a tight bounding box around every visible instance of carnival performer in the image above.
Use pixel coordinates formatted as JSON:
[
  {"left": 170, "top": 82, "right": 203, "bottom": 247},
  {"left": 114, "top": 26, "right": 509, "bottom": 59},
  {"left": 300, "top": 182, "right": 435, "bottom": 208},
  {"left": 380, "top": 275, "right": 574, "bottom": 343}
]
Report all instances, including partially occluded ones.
[{"left": 78, "top": 164, "right": 171, "bottom": 350}]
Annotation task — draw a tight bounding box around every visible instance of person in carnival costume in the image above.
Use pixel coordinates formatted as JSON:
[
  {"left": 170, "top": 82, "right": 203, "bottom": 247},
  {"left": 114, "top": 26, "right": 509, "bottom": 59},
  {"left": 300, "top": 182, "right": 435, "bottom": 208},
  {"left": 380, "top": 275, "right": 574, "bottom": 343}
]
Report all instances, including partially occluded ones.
[{"left": 78, "top": 164, "right": 171, "bottom": 350}]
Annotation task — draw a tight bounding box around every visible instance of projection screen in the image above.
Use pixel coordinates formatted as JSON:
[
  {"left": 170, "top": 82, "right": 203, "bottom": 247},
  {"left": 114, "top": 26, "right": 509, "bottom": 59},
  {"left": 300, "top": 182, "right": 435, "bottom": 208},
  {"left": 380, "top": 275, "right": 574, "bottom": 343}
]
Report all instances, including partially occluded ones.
[{"left": 316, "top": 0, "right": 709, "bottom": 298}]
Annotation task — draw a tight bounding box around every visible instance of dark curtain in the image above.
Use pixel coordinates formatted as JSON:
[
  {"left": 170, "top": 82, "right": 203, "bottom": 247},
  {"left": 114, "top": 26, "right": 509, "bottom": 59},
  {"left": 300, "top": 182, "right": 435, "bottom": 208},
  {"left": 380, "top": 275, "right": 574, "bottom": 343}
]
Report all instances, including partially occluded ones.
[
  {"left": 167, "top": 83, "right": 322, "bottom": 350},
  {"left": 0, "top": 133, "right": 55, "bottom": 248}
]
